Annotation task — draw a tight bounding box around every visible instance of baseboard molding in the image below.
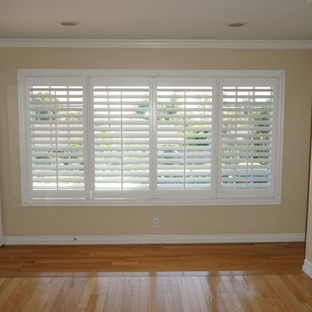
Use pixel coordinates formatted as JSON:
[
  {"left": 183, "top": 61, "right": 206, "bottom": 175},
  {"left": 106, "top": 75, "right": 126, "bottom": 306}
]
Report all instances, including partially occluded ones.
[
  {"left": 3, "top": 233, "right": 305, "bottom": 245},
  {"left": 303, "top": 259, "right": 312, "bottom": 278}
]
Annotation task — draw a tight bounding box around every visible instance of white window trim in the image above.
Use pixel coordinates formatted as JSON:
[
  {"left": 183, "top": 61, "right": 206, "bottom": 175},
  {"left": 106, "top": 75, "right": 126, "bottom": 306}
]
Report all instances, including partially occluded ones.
[{"left": 18, "top": 69, "right": 284, "bottom": 206}]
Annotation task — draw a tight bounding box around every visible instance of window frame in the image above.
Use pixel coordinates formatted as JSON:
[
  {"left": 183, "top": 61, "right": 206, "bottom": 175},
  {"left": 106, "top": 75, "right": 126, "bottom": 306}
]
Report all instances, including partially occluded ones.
[{"left": 18, "top": 69, "right": 284, "bottom": 206}]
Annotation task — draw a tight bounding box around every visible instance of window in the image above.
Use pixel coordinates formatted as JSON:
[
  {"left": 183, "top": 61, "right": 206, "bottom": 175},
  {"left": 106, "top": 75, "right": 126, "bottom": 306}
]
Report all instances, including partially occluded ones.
[{"left": 18, "top": 70, "right": 284, "bottom": 206}]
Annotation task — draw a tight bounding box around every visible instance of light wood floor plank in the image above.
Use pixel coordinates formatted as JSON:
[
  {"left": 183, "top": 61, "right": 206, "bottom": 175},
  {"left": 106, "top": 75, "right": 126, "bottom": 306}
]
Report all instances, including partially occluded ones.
[
  {"left": 264, "top": 275, "right": 302, "bottom": 312},
  {"left": 139, "top": 277, "right": 149, "bottom": 312},
  {"left": 208, "top": 276, "right": 232, "bottom": 312},
  {"left": 155, "top": 276, "right": 165, "bottom": 312},
  {"left": 40, "top": 277, "right": 66, "bottom": 312},
  {"left": 177, "top": 276, "right": 193, "bottom": 312},
  {"left": 222, "top": 276, "right": 249, "bottom": 312},
  {"left": 237, "top": 276, "right": 271, "bottom": 312},
  {"left": 184, "top": 276, "right": 202, "bottom": 312},
  {"left": 20, "top": 278, "right": 52, "bottom": 312},
  {"left": 191, "top": 276, "right": 209, "bottom": 312},
  {"left": 129, "top": 277, "right": 140, "bottom": 312},
  {"left": 269, "top": 275, "right": 311, "bottom": 312},
  {"left": 168, "top": 276, "right": 183, "bottom": 312},
  {"left": 92, "top": 277, "right": 111, "bottom": 312},
  {"left": 0, "top": 278, "right": 22, "bottom": 309},
  {"left": 78, "top": 277, "right": 97, "bottom": 310},
  {"left": 163, "top": 277, "right": 174, "bottom": 312},
  {"left": 103, "top": 276, "right": 118, "bottom": 312},
  {"left": 284, "top": 274, "right": 312, "bottom": 306},
  {"left": 120, "top": 277, "right": 133, "bottom": 312}
]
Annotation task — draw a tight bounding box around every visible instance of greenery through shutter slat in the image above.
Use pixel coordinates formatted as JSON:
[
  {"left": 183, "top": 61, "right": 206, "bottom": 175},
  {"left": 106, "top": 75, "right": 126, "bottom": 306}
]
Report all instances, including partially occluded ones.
[
  {"left": 30, "top": 86, "right": 85, "bottom": 191},
  {"left": 221, "top": 85, "right": 274, "bottom": 190}
]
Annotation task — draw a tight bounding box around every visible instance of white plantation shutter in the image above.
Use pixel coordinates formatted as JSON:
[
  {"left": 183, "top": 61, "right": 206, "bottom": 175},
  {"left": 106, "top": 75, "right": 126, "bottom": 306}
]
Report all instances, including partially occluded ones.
[
  {"left": 156, "top": 78, "right": 215, "bottom": 198},
  {"left": 90, "top": 77, "right": 151, "bottom": 198},
  {"left": 218, "top": 78, "right": 278, "bottom": 198},
  {"left": 25, "top": 77, "right": 88, "bottom": 199},
  {"left": 19, "top": 70, "right": 283, "bottom": 205}
]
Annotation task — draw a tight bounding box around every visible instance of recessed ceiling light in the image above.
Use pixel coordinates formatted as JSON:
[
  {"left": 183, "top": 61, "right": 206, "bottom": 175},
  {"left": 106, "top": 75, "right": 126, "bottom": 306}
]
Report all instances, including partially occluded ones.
[
  {"left": 60, "top": 21, "right": 79, "bottom": 27},
  {"left": 228, "top": 22, "right": 247, "bottom": 28}
]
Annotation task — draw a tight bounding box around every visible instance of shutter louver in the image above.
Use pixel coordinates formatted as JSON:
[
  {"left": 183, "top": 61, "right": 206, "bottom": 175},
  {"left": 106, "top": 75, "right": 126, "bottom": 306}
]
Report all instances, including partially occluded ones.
[
  {"left": 92, "top": 82, "right": 150, "bottom": 194},
  {"left": 29, "top": 83, "right": 86, "bottom": 197},
  {"left": 157, "top": 83, "right": 213, "bottom": 192},
  {"left": 220, "top": 82, "right": 274, "bottom": 194}
]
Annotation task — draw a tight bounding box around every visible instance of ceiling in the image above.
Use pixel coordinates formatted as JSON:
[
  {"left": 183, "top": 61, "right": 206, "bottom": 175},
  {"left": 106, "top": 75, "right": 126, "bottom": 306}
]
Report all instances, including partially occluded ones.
[{"left": 0, "top": 0, "right": 312, "bottom": 41}]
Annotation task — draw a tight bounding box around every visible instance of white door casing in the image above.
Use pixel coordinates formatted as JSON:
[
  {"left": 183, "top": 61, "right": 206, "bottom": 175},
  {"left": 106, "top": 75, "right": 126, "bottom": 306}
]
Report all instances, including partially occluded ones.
[{"left": 0, "top": 189, "right": 3, "bottom": 246}]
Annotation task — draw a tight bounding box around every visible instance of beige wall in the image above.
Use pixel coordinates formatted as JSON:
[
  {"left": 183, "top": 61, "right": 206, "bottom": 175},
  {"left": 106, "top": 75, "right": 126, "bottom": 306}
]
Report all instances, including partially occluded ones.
[{"left": 0, "top": 48, "right": 312, "bottom": 237}]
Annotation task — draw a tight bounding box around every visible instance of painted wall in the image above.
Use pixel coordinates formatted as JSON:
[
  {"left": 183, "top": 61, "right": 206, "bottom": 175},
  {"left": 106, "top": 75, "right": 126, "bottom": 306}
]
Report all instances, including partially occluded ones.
[{"left": 0, "top": 48, "right": 312, "bottom": 237}]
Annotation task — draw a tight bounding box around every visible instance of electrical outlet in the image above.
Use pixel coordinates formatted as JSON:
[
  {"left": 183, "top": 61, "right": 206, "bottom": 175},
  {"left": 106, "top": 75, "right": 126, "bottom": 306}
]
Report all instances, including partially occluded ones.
[{"left": 153, "top": 218, "right": 159, "bottom": 228}]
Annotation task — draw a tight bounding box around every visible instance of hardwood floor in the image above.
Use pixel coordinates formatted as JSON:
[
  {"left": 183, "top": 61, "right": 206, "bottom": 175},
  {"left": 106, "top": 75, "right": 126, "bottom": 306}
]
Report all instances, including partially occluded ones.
[
  {"left": 0, "top": 242, "right": 305, "bottom": 275},
  {"left": 0, "top": 242, "right": 312, "bottom": 311}
]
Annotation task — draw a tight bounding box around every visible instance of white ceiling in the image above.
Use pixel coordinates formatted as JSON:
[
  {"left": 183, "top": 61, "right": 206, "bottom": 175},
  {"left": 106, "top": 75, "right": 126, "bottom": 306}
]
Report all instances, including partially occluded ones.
[{"left": 0, "top": 0, "right": 311, "bottom": 41}]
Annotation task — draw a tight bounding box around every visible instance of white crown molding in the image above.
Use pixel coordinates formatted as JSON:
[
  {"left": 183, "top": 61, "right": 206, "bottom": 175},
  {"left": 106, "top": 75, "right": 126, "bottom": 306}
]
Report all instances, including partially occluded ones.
[
  {"left": 3, "top": 233, "right": 305, "bottom": 245},
  {"left": 0, "top": 39, "right": 311, "bottom": 49},
  {"left": 303, "top": 259, "right": 312, "bottom": 278}
]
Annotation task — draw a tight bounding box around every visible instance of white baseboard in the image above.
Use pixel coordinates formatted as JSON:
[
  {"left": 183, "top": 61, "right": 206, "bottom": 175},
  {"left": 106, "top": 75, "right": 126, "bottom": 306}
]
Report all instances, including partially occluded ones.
[
  {"left": 303, "top": 259, "right": 312, "bottom": 278},
  {"left": 3, "top": 233, "right": 305, "bottom": 245}
]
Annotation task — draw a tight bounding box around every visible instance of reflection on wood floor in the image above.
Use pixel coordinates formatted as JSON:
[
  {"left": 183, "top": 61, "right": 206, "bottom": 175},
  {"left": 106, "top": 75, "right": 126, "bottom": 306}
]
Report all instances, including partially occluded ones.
[{"left": 0, "top": 242, "right": 312, "bottom": 311}]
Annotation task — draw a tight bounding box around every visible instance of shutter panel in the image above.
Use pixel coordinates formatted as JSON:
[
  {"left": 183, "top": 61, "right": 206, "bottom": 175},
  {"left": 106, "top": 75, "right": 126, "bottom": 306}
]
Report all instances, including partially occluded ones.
[
  {"left": 156, "top": 78, "right": 215, "bottom": 197},
  {"left": 91, "top": 78, "right": 151, "bottom": 197},
  {"left": 27, "top": 78, "right": 87, "bottom": 199},
  {"left": 219, "top": 78, "right": 276, "bottom": 197}
]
